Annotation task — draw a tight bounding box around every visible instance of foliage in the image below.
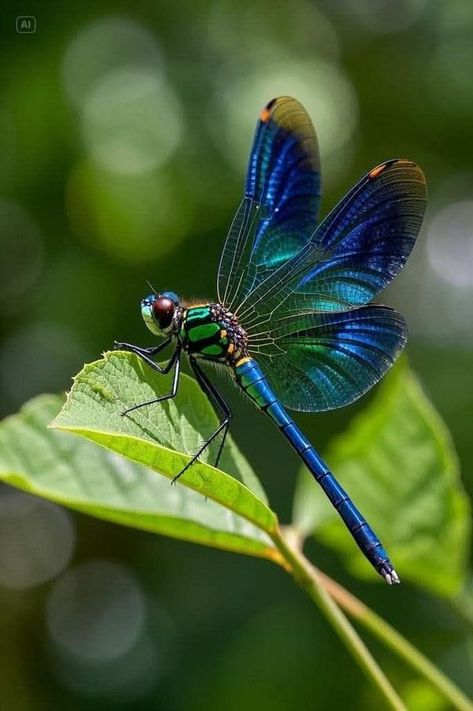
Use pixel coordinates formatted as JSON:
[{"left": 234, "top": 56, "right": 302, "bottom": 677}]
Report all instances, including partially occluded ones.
[
  {"left": 1, "top": 1, "right": 473, "bottom": 708},
  {"left": 293, "top": 359, "right": 470, "bottom": 597},
  {"left": 0, "top": 394, "right": 277, "bottom": 562},
  {"left": 0, "top": 352, "right": 471, "bottom": 709}
]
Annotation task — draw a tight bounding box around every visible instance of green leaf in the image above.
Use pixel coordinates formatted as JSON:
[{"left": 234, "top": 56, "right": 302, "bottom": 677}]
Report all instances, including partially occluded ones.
[
  {"left": 50, "top": 352, "right": 277, "bottom": 534},
  {"left": 293, "top": 360, "right": 470, "bottom": 596},
  {"left": 0, "top": 394, "right": 281, "bottom": 563}
]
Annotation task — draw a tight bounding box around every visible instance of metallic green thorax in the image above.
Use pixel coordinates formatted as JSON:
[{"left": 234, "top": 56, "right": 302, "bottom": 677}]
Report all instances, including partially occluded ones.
[{"left": 180, "top": 304, "right": 248, "bottom": 363}]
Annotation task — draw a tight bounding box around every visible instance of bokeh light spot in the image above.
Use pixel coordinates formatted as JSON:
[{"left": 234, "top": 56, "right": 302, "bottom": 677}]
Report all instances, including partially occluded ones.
[
  {"left": 62, "top": 16, "right": 163, "bottom": 107},
  {"left": 46, "top": 559, "right": 146, "bottom": 662},
  {"left": 208, "top": 0, "right": 340, "bottom": 62},
  {"left": 212, "top": 58, "right": 358, "bottom": 185},
  {"left": 0, "top": 491, "right": 74, "bottom": 590},
  {"left": 427, "top": 201, "right": 473, "bottom": 288},
  {"left": 82, "top": 67, "right": 183, "bottom": 176}
]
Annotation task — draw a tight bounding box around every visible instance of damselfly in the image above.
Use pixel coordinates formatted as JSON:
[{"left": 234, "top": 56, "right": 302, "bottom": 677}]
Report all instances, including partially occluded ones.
[{"left": 116, "top": 97, "right": 426, "bottom": 584}]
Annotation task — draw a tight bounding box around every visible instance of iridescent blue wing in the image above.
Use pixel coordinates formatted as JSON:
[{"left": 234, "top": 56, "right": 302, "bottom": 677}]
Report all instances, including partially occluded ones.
[
  {"left": 257, "top": 306, "right": 406, "bottom": 411},
  {"left": 217, "top": 96, "right": 321, "bottom": 311},
  {"left": 292, "top": 160, "right": 427, "bottom": 313},
  {"left": 238, "top": 159, "right": 426, "bottom": 337}
]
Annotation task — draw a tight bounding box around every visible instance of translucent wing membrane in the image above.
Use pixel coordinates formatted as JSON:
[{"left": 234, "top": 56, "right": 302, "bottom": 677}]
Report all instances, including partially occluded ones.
[
  {"left": 258, "top": 306, "right": 406, "bottom": 411},
  {"left": 217, "top": 96, "right": 321, "bottom": 310},
  {"left": 293, "top": 160, "right": 427, "bottom": 312},
  {"left": 238, "top": 159, "right": 426, "bottom": 338},
  {"left": 217, "top": 98, "right": 426, "bottom": 412}
]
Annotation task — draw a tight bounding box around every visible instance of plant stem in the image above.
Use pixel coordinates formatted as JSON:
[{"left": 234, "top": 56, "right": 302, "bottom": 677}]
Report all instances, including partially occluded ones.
[
  {"left": 318, "top": 571, "right": 473, "bottom": 711},
  {"left": 270, "top": 526, "right": 407, "bottom": 711}
]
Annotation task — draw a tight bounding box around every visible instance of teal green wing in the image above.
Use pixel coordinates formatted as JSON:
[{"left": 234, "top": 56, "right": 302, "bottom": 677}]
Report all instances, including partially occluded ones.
[
  {"left": 257, "top": 306, "right": 406, "bottom": 411},
  {"left": 217, "top": 96, "right": 321, "bottom": 311}
]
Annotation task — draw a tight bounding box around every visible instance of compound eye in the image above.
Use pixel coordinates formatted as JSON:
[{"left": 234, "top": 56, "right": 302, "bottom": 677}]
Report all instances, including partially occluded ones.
[{"left": 152, "top": 296, "right": 175, "bottom": 330}]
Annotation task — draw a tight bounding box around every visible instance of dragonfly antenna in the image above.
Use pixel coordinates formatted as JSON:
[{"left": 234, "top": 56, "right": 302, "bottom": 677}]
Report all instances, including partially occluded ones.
[{"left": 146, "top": 280, "right": 158, "bottom": 295}]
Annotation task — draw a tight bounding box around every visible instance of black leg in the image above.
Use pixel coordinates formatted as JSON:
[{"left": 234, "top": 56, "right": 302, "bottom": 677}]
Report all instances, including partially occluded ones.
[
  {"left": 191, "top": 358, "right": 232, "bottom": 469},
  {"left": 121, "top": 347, "right": 181, "bottom": 415},
  {"left": 172, "top": 358, "right": 232, "bottom": 483},
  {"left": 114, "top": 337, "right": 174, "bottom": 374}
]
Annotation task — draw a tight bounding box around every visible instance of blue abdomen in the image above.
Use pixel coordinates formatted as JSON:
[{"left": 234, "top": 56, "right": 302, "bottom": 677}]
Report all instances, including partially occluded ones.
[{"left": 234, "top": 357, "right": 397, "bottom": 583}]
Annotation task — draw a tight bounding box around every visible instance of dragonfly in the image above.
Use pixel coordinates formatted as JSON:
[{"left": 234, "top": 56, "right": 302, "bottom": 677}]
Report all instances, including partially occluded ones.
[{"left": 116, "top": 96, "right": 426, "bottom": 584}]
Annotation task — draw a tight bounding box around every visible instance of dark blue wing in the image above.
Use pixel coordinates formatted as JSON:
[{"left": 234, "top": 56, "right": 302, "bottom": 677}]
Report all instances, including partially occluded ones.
[
  {"left": 217, "top": 96, "right": 321, "bottom": 311},
  {"left": 293, "top": 160, "right": 427, "bottom": 312},
  {"left": 238, "top": 159, "right": 426, "bottom": 337},
  {"left": 257, "top": 306, "right": 406, "bottom": 411}
]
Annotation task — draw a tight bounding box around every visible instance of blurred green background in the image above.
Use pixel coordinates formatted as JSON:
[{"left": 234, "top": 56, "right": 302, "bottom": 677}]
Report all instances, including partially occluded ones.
[{"left": 0, "top": 1, "right": 472, "bottom": 709}]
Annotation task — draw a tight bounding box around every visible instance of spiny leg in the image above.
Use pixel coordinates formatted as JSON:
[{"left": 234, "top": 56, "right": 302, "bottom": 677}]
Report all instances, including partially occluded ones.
[
  {"left": 119, "top": 344, "right": 181, "bottom": 415},
  {"left": 114, "top": 337, "right": 173, "bottom": 374},
  {"left": 190, "top": 358, "right": 232, "bottom": 470},
  {"left": 172, "top": 358, "right": 232, "bottom": 484},
  {"left": 122, "top": 355, "right": 180, "bottom": 416}
]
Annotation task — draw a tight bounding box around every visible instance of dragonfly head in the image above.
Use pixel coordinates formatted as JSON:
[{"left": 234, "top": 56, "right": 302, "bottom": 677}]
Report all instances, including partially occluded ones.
[{"left": 141, "top": 291, "right": 181, "bottom": 335}]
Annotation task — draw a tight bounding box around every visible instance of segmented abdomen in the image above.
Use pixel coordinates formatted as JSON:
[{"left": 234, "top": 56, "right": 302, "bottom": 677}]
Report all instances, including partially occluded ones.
[{"left": 234, "top": 356, "right": 395, "bottom": 581}]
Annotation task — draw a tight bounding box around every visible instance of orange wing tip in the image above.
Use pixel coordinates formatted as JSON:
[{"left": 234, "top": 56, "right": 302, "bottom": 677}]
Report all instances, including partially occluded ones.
[
  {"left": 369, "top": 159, "right": 417, "bottom": 180},
  {"left": 369, "top": 163, "right": 388, "bottom": 179},
  {"left": 260, "top": 107, "right": 271, "bottom": 123},
  {"left": 259, "top": 97, "right": 278, "bottom": 123}
]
